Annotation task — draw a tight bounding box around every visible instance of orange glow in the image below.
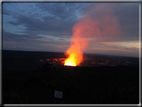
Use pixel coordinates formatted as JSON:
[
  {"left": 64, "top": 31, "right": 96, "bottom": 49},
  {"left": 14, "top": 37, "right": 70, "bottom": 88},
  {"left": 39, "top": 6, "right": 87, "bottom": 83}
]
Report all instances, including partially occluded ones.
[
  {"left": 64, "top": 19, "right": 88, "bottom": 66},
  {"left": 64, "top": 44, "right": 84, "bottom": 66},
  {"left": 64, "top": 4, "right": 121, "bottom": 66},
  {"left": 64, "top": 55, "right": 76, "bottom": 66}
]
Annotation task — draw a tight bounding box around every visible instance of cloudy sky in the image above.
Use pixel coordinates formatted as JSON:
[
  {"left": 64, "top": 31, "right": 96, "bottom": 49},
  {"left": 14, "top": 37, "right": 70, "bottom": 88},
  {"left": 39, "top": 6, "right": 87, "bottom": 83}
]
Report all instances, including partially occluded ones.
[{"left": 2, "top": 2, "right": 139, "bottom": 57}]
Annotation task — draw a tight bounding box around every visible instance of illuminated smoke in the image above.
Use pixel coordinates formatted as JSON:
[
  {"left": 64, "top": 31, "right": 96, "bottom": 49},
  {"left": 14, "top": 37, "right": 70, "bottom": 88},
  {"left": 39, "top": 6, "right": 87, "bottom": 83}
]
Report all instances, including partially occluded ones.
[{"left": 64, "top": 3, "right": 121, "bottom": 66}]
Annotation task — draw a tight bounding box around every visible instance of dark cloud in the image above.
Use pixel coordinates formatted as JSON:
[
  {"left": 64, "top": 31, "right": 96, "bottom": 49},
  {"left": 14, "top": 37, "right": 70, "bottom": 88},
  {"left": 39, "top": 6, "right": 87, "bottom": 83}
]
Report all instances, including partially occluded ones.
[
  {"left": 8, "top": 14, "right": 72, "bottom": 37},
  {"left": 4, "top": 3, "right": 139, "bottom": 42},
  {"left": 3, "top": 30, "right": 70, "bottom": 47},
  {"left": 36, "top": 3, "right": 90, "bottom": 21},
  {"left": 5, "top": 3, "right": 90, "bottom": 38},
  {"left": 3, "top": 30, "right": 42, "bottom": 43},
  {"left": 2, "top": 3, "right": 139, "bottom": 56}
]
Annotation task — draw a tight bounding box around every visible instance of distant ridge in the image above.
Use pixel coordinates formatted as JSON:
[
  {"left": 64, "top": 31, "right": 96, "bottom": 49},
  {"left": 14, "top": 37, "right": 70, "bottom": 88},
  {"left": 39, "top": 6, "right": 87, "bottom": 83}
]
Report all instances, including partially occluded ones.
[
  {"left": 2, "top": 49, "right": 139, "bottom": 58},
  {"left": 2, "top": 49, "right": 64, "bottom": 54}
]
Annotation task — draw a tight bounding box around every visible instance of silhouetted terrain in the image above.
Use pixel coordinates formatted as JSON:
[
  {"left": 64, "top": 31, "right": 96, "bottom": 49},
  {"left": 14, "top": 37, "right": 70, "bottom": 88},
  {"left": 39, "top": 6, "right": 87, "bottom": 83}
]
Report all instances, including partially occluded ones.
[
  {"left": 2, "top": 50, "right": 66, "bottom": 71},
  {"left": 2, "top": 50, "right": 139, "bottom": 71},
  {"left": 2, "top": 50, "right": 139, "bottom": 104}
]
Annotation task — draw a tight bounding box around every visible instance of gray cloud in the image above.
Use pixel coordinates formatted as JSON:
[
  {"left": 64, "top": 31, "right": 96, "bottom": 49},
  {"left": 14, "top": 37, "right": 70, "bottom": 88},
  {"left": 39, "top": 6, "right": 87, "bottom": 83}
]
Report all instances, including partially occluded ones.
[
  {"left": 5, "top": 3, "right": 91, "bottom": 38},
  {"left": 3, "top": 30, "right": 70, "bottom": 48},
  {"left": 3, "top": 30, "right": 42, "bottom": 42},
  {"left": 2, "top": 3, "right": 139, "bottom": 56},
  {"left": 4, "top": 3, "right": 139, "bottom": 42},
  {"left": 36, "top": 3, "right": 90, "bottom": 21},
  {"left": 8, "top": 14, "right": 73, "bottom": 37}
]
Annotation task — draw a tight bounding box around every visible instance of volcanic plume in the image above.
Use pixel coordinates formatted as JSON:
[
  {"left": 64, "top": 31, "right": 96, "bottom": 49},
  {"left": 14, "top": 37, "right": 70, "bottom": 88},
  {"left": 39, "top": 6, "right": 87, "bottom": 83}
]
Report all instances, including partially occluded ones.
[{"left": 64, "top": 4, "right": 121, "bottom": 66}]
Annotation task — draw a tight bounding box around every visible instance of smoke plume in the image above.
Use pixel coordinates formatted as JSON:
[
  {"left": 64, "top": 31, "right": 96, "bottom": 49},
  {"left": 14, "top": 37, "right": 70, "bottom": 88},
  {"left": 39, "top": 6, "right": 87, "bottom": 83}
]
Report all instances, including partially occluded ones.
[{"left": 64, "top": 3, "right": 121, "bottom": 66}]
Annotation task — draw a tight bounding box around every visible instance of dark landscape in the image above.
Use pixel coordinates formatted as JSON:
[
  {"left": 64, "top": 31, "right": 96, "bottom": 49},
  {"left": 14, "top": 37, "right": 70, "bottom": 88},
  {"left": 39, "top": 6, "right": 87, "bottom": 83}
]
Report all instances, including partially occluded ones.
[{"left": 2, "top": 50, "right": 139, "bottom": 104}]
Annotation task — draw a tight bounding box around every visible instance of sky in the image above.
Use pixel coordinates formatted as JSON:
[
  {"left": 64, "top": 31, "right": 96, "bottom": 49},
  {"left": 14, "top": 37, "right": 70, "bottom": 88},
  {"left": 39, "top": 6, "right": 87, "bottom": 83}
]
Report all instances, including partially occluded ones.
[{"left": 2, "top": 2, "right": 140, "bottom": 57}]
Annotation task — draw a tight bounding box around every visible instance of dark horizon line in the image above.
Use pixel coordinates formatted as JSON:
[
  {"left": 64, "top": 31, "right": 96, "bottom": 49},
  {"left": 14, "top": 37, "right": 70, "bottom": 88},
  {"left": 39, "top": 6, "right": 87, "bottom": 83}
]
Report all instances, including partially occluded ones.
[{"left": 2, "top": 49, "right": 139, "bottom": 58}]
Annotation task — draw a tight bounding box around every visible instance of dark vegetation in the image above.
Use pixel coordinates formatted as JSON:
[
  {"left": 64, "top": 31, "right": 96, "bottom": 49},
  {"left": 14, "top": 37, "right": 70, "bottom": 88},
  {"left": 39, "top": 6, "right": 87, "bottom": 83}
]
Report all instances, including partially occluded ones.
[{"left": 2, "top": 50, "right": 139, "bottom": 104}]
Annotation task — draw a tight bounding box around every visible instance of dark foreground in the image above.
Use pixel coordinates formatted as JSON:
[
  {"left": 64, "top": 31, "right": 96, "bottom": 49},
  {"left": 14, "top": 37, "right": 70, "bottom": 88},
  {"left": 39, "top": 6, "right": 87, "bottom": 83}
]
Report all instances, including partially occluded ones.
[
  {"left": 2, "top": 50, "right": 139, "bottom": 104},
  {"left": 3, "top": 66, "right": 139, "bottom": 104}
]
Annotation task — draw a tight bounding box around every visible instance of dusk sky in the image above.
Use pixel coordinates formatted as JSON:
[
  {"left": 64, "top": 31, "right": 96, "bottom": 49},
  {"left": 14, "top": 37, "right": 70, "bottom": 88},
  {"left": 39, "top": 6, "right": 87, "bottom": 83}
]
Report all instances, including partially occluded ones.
[{"left": 2, "top": 2, "right": 139, "bottom": 57}]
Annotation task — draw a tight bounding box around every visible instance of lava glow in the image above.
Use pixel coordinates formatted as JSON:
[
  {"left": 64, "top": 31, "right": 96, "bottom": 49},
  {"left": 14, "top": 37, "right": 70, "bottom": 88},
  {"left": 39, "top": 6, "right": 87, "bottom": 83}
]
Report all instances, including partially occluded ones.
[
  {"left": 64, "top": 32, "right": 86, "bottom": 66},
  {"left": 64, "top": 57, "right": 76, "bottom": 66},
  {"left": 64, "top": 4, "right": 120, "bottom": 67}
]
